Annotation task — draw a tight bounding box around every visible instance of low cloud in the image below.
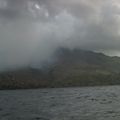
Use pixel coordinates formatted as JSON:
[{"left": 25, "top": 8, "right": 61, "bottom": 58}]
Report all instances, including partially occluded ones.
[{"left": 0, "top": 0, "right": 120, "bottom": 70}]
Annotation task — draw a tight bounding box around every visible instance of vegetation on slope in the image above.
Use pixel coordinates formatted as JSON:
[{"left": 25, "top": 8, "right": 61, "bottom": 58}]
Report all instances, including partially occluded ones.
[{"left": 1, "top": 48, "right": 120, "bottom": 89}]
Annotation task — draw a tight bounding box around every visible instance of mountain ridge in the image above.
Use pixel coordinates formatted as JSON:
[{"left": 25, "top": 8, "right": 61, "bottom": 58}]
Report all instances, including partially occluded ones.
[{"left": 1, "top": 48, "right": 120, "bottom": 89}]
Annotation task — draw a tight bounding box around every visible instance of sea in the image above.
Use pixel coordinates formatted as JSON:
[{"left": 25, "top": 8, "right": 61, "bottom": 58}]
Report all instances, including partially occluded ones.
[{"left": 0, "top": 86, "right": 120, "bottom": 120}]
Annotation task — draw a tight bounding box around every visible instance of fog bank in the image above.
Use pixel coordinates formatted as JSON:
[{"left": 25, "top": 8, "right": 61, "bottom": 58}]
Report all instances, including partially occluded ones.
[{"left": 0, "top": 0, "right": 120, "bottom": 71}]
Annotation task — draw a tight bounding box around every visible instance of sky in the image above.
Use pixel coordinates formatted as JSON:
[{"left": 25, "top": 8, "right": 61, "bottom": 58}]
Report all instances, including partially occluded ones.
[{"left": 0, "top": 0, "right": 120, "bottom": 71}]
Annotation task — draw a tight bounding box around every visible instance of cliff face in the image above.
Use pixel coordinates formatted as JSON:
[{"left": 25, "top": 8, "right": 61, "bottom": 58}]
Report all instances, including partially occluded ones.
[{"left": 1, "top": 48, "right": 120, "bottom": 89}]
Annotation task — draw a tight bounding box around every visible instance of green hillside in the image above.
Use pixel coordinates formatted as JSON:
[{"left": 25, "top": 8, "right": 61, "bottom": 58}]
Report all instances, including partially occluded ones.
[{"left": 1, "top": 48, "right": 120, "bottom": 89}]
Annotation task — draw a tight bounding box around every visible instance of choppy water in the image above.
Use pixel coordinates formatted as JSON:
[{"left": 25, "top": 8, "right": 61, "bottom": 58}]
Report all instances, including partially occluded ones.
[{"left": 0, "top": 86, "right": 120, "bottom": 120}]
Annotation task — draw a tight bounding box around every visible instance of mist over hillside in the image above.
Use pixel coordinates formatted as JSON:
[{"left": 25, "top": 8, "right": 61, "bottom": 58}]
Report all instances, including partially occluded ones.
[
  {"left": 0, "top": 0, "right": 120, "bottom": 71},
  {"left": 1, "top": 0, "right": 120, "bottom": 89},
  {"left": 1, "top": 48, "right": 120, "bottom": 89}
]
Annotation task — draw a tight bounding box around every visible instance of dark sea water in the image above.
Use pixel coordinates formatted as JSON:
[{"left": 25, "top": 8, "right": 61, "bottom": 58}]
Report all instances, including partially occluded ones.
[{"left": 0, "top": 86, "right": 120, "bottom": 120}]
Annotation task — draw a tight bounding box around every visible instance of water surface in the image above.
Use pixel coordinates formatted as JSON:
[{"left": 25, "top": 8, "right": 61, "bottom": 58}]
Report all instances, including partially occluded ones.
[{"left": 0, "top": 86, "right": 120, "bottom": 120}]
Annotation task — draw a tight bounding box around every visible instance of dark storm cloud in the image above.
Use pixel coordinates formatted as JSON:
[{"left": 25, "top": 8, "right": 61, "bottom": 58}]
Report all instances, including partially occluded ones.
[
  {"left": 0, "top": 0, "right": 120, "bottom": 70},
  {"left": 0, "top": 8, "right": 19, "bottom": 19},
  {"left": 0, "top": 0, "right": 39, "bottom": 19}
]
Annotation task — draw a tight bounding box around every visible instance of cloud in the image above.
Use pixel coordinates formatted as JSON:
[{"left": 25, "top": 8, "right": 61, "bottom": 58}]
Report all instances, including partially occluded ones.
[
  {"left": 0, "top": 8, "right": 77, "bottom": 71},
  {"left": 0, "top": 0, "right": 120, "bottom": 70}
]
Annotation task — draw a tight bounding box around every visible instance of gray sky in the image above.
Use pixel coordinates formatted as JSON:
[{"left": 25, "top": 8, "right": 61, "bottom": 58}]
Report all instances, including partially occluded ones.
[{"left": 0, "top": 0, "right": 120, "bottom": 70}]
